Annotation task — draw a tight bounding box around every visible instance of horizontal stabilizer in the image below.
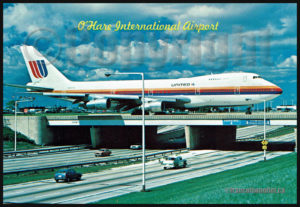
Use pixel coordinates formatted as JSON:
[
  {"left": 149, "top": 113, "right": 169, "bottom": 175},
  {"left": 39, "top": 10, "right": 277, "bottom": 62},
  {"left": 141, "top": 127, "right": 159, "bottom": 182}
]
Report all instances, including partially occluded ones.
[{"left": 4, "top": 83, "right": 53, "bottom": 92}]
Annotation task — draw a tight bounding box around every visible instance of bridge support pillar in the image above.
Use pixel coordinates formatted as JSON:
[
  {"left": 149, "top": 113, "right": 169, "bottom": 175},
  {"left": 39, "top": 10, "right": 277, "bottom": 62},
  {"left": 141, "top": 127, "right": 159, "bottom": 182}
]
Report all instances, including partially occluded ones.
[
  {"left": 185, "top": 126, "right": 236, "bottom": 150},
  {"left": 90, "top": 126, "right": 102, "bottom": 148},
  {"left": 185, "top": 126, "right": 201, "bottom": 150}
]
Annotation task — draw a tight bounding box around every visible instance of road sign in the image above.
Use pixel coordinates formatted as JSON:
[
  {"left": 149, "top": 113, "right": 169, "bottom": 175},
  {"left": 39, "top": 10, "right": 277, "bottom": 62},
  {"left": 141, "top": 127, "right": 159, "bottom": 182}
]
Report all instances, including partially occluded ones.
[
  {"left": 262, "top": 145, "right": 267, "bottom": 150},
  {"left": 261, "top": 140, "right": 268, "bottom": 145}
]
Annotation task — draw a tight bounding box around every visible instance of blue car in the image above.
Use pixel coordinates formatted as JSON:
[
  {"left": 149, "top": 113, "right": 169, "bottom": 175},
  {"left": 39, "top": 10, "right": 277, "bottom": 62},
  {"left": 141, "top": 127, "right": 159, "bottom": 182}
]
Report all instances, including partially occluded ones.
[{"left": 54, "top": 169, "right": 82, "bottom": 183}]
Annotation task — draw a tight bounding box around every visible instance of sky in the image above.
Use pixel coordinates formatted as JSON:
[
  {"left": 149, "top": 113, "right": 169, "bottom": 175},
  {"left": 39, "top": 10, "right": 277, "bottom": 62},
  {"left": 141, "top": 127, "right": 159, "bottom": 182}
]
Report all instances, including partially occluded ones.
[{"left": 3, "top": 3, "right": 297, "bottom": 109}]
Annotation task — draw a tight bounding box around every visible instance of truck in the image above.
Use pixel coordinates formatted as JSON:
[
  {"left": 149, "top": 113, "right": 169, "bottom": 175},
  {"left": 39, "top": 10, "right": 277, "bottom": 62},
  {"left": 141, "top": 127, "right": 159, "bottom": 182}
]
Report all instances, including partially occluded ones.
[{"left": 160, "top": 155, "right": 187, "bottom": 170}]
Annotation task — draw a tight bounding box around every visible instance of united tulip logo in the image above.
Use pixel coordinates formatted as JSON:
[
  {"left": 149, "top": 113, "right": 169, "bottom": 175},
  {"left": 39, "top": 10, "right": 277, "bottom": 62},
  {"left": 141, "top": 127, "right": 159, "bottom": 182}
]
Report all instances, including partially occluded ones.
[{"left": 28, "top": 60, "right": 48, "bottom": 78}]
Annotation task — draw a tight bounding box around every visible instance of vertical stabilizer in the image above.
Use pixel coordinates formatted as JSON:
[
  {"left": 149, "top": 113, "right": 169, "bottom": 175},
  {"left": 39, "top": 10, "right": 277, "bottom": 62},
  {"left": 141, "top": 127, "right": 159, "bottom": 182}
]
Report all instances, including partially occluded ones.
[{"left": 20, "top": 45, "right": 70, "bottom": 87}]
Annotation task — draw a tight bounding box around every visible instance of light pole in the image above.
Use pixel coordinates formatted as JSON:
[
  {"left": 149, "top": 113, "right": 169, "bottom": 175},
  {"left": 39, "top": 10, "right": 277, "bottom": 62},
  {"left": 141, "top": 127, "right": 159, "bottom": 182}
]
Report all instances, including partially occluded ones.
[
  {"left": 105, "top": 72, "right": 146, "bottom": 191},
  {"left": 263, "top": 99, "right": 266, "bottom": 161},
  {"left": 14, "top": 97, "right": 34, "bottom": 151}
]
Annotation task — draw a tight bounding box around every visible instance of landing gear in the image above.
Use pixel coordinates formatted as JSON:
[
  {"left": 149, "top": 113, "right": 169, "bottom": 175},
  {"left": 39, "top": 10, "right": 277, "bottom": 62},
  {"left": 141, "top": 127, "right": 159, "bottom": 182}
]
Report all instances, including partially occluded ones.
[
  {"left": 246, "top": 107, "right": 252, "bottom": 115},
  {"left": 154, "top": 112, "right": 166, "bottom": 115},
  {"left": 131, "top": 109, "right": 149, "bottom": 115}
]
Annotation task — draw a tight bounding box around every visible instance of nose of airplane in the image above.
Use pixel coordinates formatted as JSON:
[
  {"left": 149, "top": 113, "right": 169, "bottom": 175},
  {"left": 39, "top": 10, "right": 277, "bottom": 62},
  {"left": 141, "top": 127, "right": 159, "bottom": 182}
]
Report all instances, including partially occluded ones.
[{"left": 276, "top": 86, "right": 283, "bottom": 94}]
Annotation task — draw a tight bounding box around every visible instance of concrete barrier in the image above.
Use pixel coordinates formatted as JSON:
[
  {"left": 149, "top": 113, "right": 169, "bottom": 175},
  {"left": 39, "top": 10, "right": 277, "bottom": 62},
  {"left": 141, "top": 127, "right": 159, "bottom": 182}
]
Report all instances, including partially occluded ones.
[{"left": 3, "top": 116, "right": 54, "bottom": 145}]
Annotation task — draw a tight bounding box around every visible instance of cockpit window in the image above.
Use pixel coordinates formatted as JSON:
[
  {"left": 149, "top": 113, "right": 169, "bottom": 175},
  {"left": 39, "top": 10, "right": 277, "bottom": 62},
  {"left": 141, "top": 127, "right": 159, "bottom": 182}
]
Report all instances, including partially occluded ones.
[{"left": 253, "top": 76, "right": 261, "bottom": 79}]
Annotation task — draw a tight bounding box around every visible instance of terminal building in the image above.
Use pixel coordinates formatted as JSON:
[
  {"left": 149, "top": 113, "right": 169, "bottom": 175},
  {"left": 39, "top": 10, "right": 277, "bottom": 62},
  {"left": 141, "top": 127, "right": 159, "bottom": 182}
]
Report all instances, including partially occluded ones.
[{"left": 276, "top": 105, "right": 297, "bottom": 112}]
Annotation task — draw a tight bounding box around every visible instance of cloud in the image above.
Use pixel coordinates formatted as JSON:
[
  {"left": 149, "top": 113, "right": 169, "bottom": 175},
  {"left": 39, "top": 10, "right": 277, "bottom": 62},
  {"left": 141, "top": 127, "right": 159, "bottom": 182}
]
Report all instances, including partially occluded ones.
[
  {"left": 270, "top": 38, "right": 297, "bottom": 46},
  {"left": 240, "top": 16, "right": 296, "bottom": 39},
  {"left": 4, "top": 4, "right": 64, "bottom": 34},
  {"left": 63, "top": 67, "right": 124, "bottom": 81},
  {"left": 277, "top": 55, "right": 297, "bottom": 68},
  {"left": 140, "top": 4, "right": 258, "bottom": 22},
  {"left": 65, "top": 42, "right": 117, "bottom": 67},
  {"left": 147, "top": 69, "right": 194, "bottom": 79}
]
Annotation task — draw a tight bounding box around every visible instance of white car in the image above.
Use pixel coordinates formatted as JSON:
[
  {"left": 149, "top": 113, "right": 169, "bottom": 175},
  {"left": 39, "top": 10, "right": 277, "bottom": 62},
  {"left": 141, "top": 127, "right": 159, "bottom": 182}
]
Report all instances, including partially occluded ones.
[
  {"left": 130, "top": 145, "right": 142, "bottom": 150},
  {"left": 160, "top": 155, "right": 187, "bottom": 170}
]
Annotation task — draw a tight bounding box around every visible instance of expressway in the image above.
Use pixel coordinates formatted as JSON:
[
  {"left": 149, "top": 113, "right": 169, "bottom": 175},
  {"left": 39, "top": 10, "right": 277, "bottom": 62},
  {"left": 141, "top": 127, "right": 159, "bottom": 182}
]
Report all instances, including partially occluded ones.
[
  {"left": 236, "top": 126, "right": 283, "bottom": 140},
  {"left": 157, "top": 125, "right": 287, "bottom": 144},
  {"left": 3, "top": 125, "right": 295, "bottom": 204},
  {"left": 158, "top": 125, "right": 284, "bottom": 138},
  {"left": 268, "top": 133, "right": 296, "bottom": 142},
  {"left": 4, "top": 125, "right": 294, "bottom": 173},
  {"left": 3, "top": 150, "right": 292, "bottom": 204},
  {"left": 3, "top": 149, "right": 171, "bottom": 174}
]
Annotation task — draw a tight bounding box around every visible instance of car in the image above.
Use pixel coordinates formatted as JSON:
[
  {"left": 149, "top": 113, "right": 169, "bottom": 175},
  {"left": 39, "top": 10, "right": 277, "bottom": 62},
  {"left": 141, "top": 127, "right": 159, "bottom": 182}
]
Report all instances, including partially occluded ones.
[
  {"left": 95, "top": 148, "right": 112, "bottom": 157},
  {"left": 130, "top": 145, "right": 142, "bottom": 150},
  {"left": 160, "top": 155, "right": 187, "bottom": 170},
  {"left": 54, "top": 168, "right": 81, "bottom": 183}
]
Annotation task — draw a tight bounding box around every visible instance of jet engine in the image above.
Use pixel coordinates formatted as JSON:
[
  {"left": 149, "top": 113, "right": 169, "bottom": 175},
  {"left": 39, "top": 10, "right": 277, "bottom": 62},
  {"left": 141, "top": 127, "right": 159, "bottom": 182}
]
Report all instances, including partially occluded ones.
[
  {"left": 86, "top": 99, "right": 111, "bottom": 109},
  {"left": 144, "top": 101, "right": 165, "bottom": 112}
]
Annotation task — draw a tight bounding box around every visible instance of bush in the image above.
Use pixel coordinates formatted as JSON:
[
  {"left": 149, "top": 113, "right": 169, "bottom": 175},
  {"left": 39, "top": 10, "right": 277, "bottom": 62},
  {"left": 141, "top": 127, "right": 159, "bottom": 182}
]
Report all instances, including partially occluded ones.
[{"left": 2, "top": 127, "right": 35, "bottom": 144}]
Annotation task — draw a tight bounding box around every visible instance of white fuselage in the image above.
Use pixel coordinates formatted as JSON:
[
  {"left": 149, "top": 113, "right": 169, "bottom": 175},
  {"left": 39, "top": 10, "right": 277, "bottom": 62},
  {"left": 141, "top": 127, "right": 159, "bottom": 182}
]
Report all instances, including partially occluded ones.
[{"left": 45, "top": 72, "right": 282, "bottom": 108}]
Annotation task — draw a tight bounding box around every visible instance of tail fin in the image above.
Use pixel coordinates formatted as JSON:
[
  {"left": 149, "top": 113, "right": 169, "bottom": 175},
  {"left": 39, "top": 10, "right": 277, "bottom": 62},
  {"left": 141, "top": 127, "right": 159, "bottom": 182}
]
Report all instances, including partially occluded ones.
[{"left": 20, "top": 45, "right": 70, "bottom": 87}]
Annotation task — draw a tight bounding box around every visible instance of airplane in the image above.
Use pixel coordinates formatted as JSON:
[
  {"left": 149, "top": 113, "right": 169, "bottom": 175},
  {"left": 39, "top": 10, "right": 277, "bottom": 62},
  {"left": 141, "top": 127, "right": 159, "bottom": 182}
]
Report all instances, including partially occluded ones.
[{"left": 5, "top": 45, "right": 283, "bottom": 114}]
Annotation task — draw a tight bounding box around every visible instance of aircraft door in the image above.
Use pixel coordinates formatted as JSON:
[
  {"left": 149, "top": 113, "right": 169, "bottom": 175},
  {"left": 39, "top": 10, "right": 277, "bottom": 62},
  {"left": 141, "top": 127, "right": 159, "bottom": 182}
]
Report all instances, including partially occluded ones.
[
  {"left": 148, "top": 89, "right": 153, "bottom": 96},
  {"left": 196, "top": 88, "right": 201, "bottom": 95}
]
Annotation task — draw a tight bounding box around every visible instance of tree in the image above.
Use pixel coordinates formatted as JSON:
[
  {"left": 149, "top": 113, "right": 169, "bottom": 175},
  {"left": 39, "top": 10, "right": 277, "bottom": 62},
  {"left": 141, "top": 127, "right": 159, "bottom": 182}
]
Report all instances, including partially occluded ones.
[
  {"left": 5, "top": 100, "right": 15, "bottom": 111},
  {"left": 266, "top": 106, "right": 272, "bottom": 112}
]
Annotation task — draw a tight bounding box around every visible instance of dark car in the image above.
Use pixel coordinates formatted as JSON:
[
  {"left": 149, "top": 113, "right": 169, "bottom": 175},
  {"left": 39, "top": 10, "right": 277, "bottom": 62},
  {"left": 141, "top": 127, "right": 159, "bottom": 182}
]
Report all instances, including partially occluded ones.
[
  {"left": 95, "top": 148, "right": 112, "bottom": 157},
  {"left": 54, "top": 169, "right": 82, "bottom": 183}
]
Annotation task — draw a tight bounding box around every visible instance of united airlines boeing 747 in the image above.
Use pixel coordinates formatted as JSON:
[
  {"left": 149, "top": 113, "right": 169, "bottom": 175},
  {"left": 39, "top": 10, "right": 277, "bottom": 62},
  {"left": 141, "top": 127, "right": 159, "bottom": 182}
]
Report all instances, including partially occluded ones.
[{"left": 5, "top": 45, "right": 282, "bottom": 113}]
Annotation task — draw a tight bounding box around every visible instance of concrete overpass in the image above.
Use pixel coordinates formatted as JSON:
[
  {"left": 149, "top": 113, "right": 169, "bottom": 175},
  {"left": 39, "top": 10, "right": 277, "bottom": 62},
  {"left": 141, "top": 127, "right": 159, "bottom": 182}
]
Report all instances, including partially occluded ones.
[
  {"left": 46, "top": 112, "right": 297, "bottom": 126},
  {"left": 3, "top": 112, "right": 297, "bottom": 149}
]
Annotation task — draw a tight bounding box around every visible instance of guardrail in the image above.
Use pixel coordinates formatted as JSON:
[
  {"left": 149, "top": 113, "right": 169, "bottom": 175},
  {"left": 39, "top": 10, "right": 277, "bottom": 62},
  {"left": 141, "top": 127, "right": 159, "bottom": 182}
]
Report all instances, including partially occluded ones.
[
  {"left": 3, "top": 148, "right": 187, "bottom": 175},
  {"left": 3, "top": 145, "right": 90, "bottom": 158}
]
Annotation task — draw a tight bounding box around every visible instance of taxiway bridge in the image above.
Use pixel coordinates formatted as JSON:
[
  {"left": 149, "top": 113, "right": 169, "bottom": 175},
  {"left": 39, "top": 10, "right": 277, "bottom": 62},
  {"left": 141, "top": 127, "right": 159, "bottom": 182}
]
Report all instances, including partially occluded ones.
[{"left": 3, "top": 112, "right": 296, "bottom": 149}]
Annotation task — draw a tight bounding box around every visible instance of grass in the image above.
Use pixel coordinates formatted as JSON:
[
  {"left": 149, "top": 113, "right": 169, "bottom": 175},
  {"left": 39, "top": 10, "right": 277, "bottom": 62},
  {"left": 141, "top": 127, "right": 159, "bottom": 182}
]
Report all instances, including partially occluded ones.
[
  {"left": 95, "top": 152, "right": 297, "bottom": 204},
  {"left": 3, "top": 126, "right": 40, "bottom": 151},
  {"left": 3, "top": 160, "right": 143, "bottom": 185},
  {"left": 267, "top": 126, "right": 295, "bottom": 139},
  {"left": 3, "top": 141, "right": 42, "bottom": 152}
]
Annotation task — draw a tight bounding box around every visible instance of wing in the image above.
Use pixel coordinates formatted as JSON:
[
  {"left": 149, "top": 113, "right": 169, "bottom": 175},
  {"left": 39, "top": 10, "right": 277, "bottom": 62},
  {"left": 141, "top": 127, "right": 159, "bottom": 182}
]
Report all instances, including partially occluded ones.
[
  {"left": 42, "top": 93, "right": 191, "bottom": 111},
  {"left": 5, "top": 83, "right": 191, "bottom": 112}
]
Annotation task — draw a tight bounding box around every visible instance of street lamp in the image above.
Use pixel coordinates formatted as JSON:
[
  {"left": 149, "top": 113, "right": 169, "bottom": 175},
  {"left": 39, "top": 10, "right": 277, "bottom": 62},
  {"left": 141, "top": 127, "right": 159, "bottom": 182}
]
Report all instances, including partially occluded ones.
[
  {"left": 263, "top": 99, "right": 266, "bottom": 161},
  {"left": 105, "top": 72, "right": 146, "bottom": 192},
  {"left": 14, "top": 97, "right": 34, "bottom": 151}
]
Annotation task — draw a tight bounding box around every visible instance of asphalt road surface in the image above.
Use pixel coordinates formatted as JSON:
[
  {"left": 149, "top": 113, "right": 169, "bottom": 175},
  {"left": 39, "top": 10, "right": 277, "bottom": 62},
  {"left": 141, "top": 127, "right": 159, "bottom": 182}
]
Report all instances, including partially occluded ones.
[{"left": 4, "top": 149, "right": 292, "bottom": 204}]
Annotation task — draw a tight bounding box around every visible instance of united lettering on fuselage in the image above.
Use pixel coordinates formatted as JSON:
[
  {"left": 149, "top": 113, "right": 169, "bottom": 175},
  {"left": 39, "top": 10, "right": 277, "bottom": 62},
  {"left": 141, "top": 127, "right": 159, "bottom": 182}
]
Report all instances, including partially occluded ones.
[{"left": 171, "top": 83, "right": 194, "bottom": 87}]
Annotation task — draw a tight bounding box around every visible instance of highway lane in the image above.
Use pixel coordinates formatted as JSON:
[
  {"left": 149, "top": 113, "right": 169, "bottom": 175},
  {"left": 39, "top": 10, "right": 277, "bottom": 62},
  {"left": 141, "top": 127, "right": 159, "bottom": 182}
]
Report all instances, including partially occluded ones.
[
  {"left": 157, "top": 125, "right": 285, "bottom": 144},
  {"left": 158, "top": 125, "right": 184, "bottom": 134},
  {"left": 3, "top": 149, "right": 291, "bottom": 204},
  {"left": 4, "top": 125, "right": 289, "bottom": 173},
  {"left": 3, "top": 149, "right": 169, "bottom": 173},
  {"left": 236, "top": 126, "right": 283, "bottom": 139},
  {"left": 158, "top": 125, "right": 283, "bottom": 139},
  {"left": 269, "top": 133, "right": 296, "bottom": 142}
]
